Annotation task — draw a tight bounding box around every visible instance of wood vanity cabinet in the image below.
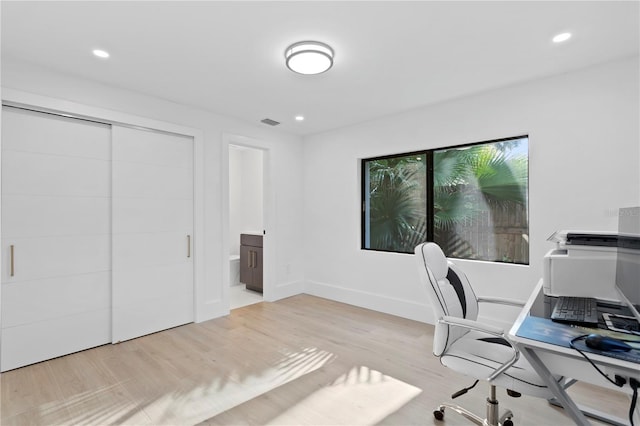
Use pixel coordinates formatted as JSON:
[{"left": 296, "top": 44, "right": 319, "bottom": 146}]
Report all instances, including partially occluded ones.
[{"left": 240, "top": 233, "right": 263, "bottom": 293}]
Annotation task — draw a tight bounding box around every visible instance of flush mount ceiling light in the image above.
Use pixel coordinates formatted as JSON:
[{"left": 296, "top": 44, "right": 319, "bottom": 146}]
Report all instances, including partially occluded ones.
[
  {"left": 285, "top": 41, "right": 334, "bottom": 75},
  {"left": 92, "top": 49, "right": 110, "bottom": 59},
  {"left": 552, "top": 32, "right": 572, "bottom": 43}
]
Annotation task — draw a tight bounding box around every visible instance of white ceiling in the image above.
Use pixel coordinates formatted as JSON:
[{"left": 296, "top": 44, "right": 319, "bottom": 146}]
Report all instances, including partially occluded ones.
[{"left": 2, "top": 1, "right": 639, "bottom": 136}]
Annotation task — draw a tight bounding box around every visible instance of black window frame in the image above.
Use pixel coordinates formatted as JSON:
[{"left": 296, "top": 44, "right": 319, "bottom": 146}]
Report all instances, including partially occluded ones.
[{"left": 361, "top": 134, "right": 529, "bottom": 264}]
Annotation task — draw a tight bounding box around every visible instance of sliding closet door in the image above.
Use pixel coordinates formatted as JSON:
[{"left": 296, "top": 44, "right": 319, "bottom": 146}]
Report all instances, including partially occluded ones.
[
  {"left": 111, "top": 126, "right": 194, "bottom": 342},
  {"left": 1, "top": 107, "right": 112, "bottom": 371}
]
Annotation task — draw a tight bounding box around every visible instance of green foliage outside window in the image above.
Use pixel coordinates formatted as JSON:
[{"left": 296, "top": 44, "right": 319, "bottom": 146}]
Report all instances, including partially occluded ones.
[
  {"left": 366, "top": 154, "right": 426, "bottom": 252},
  {"left": 363, "top": 137, "right": 529, "bottom": 264}
]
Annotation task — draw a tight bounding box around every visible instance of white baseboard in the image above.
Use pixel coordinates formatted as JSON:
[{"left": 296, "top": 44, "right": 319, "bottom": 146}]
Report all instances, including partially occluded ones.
[
  {"left": 304, "top": 280, "right": 434, "bottom": 324},
  {"left": 196, "top": 280, "right": 435, "bottom": 326},
  {"left": 267, "top": 279, "right": 305, "bottom": 302},
  {"left": 195, "top": 280, "right": 304, "bottom": 322}
]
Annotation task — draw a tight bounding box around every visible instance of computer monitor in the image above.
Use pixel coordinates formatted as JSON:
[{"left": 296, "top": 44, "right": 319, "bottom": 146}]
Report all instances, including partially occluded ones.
[{"left": 615, "top": 207, "right": 640, "bottom": 325}]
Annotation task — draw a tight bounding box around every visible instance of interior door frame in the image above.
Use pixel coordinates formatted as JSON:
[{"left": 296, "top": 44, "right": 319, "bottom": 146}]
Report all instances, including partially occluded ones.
[
  {"left": 0, "top": 89, "right": 206, "bottom": 332},
  {"left": 222, "top": 134, "right": 273, "bottom": 310}
]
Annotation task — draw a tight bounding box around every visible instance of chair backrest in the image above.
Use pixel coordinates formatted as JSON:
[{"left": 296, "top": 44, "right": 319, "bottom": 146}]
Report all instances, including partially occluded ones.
[{"left": 415, "top": 242, "right": 480, "bottom": 355}]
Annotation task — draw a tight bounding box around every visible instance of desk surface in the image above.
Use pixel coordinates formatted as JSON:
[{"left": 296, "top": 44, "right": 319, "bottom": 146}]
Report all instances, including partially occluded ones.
[
  {"left": 509, "top": 280, "right": 640, "bottom": 425},
  {"left": 509, "top": 281, "right": 640, "bottom": 360},
  {"left": 509, "top": 282, "right": 640, "bottom": 369}
]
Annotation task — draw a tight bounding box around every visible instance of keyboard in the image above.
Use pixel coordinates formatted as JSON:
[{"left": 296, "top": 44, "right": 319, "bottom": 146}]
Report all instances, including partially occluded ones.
[{"left": 551, "top": 296, "right": 599, "bottom": 326}]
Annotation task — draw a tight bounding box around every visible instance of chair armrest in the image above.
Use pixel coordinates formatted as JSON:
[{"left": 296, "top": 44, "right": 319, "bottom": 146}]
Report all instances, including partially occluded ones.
[
  {"left": 439, "top": 315, "right": 505, "bottom": 336},
  {"left": 477, "top": 296, "right": 525, "bottom": 307},
  {"left": 438, "top": 315, "right": 520, "bottom": 381}
]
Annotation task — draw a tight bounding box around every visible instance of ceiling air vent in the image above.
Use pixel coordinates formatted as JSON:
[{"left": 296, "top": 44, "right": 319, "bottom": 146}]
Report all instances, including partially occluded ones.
[{"left": 260, "top": 118, "right": 280, "bottom": 126}]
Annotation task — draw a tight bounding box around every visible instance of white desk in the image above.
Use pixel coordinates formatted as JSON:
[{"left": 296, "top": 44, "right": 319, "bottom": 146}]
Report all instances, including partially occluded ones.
[{"left": 508, "top": 280, "right": 640, "bottom": 426}]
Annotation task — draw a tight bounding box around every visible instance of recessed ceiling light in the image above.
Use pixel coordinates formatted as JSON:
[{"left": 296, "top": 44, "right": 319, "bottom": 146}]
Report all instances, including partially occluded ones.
[
  {"left": 285, "top": 41, "right": 334, "bottom": 75},
  {"left": 92, "top": 49, "right": 110, "bottom": 59},
  {"left": 552, "top": 32, "right": 572, "bottom": 43},
  {"left": 295, "top": 115, "right": 305, "bottom": 121}
]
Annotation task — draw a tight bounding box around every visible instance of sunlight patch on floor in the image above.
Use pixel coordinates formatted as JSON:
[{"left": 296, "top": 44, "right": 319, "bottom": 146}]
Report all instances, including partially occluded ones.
[
  {"left": 29, "top": 384, "right": 152, "bottom": 426},
  {"left": 266, "top": 366, "right": 422, "bottom": 425},
  {"left": 142, "top": 347, "right": 336, "bottom": 425}
]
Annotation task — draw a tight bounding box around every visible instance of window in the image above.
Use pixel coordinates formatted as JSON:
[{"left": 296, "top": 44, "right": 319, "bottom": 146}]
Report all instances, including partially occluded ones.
[
  {"left": 362, "top": 136, "right": 529, "bottom": 264},
  {"left": 363, "top": 153, "right": 427, "bottom": 253}
]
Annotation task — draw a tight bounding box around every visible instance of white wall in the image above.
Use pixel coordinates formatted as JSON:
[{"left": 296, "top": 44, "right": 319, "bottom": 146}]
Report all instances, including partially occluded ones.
[
  {"left": 302, "top": 57, "right": 640, "bottom": 324},
  {"left": 1, "top": 59, "right": 305, "bottom": 320},
  {"left": 229, "top": 146, "right": 264, "bottom": 256},
  {"left": 241, "top": 149, "right": 264, "bottom": 235},
  {"left": 2, "top": 56, "right": 638, "bottom": 329}
]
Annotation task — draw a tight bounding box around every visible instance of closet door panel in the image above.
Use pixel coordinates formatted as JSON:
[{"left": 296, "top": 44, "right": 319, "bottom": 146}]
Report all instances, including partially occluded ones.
[
  {"left": 2, "top": 107, "right": 110, "bottom": 160},
  {"left": 111, "top": 264, "right": 191, "bottom": 303},
  {"left": 112, "top": 161, "right": 192, "bottom": 200},
  {"left": 112, "top": 198, "right": 192, "bottom": 234},
  {"left": 112, "top": 294, "right": 192, "bottom": 344},
  {"left": 112, "top": 129, "right": 192, "bottom": 168},
  {"left": 112, "top": 126, "right": 193, "bottom": 343},
  {"left": 2, "top": 150, "right": 110, "bottom": 198},
  {"left": 1, "top": 107, "right": 111, "bottom": 372},
  {"left": 112, "top": 264, "right": 192, "bottom": 343},
  {"left": 2, "top": 235, "right": 110, "bottom": 282},
  {"left": 1, "top": 309, "right": 111, "bottom": 372},
  {"left": 1, "top": 272, "right": 111, "bottom": 328},
  {"left": 113, "top": 232, "right": 191, "bottom": 270},
  {"left": 1, "top": 196, "right": 110, "bottom": 238}
]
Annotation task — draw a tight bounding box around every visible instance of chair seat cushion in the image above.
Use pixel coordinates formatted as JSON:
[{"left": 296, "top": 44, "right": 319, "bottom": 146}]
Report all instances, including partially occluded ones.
[{"left": 440, "top": 331, "right": 556, "bottom": 398}]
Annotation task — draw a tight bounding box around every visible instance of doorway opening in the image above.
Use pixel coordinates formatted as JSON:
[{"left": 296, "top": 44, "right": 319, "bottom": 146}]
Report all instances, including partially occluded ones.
[{"left": 229, "top": 144, "right": 264, "bottom": 309}]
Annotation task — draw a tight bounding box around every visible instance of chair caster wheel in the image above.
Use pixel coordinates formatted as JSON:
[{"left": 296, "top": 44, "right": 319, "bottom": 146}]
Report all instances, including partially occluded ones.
[
  {"left": 433, "top": 409, "right": 444, "bottom": 421},
  {"left": 503, "top": 419, "right": 514, "bottom": 426}
]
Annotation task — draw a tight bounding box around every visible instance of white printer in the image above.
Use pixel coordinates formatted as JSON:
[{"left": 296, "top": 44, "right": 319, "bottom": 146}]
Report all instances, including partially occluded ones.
[{"left": 543, "top": 230, "right": 620, "bottom": 300}]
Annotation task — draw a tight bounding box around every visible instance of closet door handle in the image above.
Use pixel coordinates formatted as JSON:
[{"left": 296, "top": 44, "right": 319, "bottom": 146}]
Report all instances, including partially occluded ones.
[
  {"left": 252, "top": 251, "right": 257, "bottom": 269},
  {"left": 247, "top": 250, "right": 252, "bottom": 268},
  {"left": 187, "top": 235, "right": 191, "bottom": 258},
  {"left": 10, "top": 245, "right": 15, "bottom": 277}
]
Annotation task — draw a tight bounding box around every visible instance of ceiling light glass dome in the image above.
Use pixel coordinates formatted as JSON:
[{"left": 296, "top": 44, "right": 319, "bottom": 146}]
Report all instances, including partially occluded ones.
[{"left": 285, "top": 41, "right": 334, "bottom": 75}]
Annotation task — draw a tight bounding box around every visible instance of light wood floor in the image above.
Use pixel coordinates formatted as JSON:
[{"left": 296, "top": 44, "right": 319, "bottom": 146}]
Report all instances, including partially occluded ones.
[{"left": 0, "top": 295, "right": 631, "bottom": 425}]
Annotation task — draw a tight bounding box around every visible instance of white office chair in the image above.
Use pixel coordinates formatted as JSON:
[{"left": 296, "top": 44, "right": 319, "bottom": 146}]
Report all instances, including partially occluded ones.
[{"left": 415, "top": 242, "right": 557, "bottom": 425}]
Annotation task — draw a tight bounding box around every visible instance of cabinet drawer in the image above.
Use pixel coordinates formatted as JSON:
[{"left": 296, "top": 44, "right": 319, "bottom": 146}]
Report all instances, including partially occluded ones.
[{"left": 240, "top": 233, "right": 263, "bottom": 247}]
